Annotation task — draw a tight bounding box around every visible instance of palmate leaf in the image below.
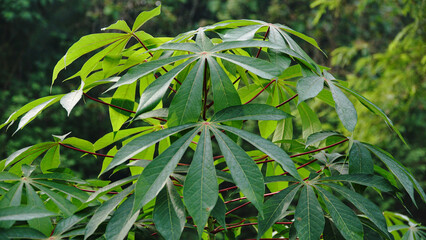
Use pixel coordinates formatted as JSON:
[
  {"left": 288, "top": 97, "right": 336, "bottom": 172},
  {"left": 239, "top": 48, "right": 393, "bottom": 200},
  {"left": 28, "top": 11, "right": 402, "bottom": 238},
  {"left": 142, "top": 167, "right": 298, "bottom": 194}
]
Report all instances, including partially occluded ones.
[
  {"left": 258, "top": 184, "right": 301, "bottom": 238},
  {"left": 105, "top": 195, "right": 140, "bottom": 240},
  {"left": 297, "top": 102, "right": 322, "bottom": 140},
  {"left": 132, "top": 5, "right": 161, "bottom": 32},
  {"left": 297, "top": 76, "right": 325, "bottom": 104},
  {"left": 183, "top": 128, "right": 217, "bottom": 238},
  {"left": 317, "top": 174, "right": 393, "bottom": 192},
  {"left": 0, "top": 206, "right": 56, "bottom": 221},
  {"left": 294, "top": 185, "right": 324, "bottom": 240},
  {"left": 316, "top": 187, "right": 364, "bottom": 240},
  {"left": 328, "top": 80, "right": 357, "bottom": 132},
  {"left": 133, "top": 127, "right": 201, "bottom": 211},
  {"left": 0, "top": 227, "right": 46, "bottom": 239},
  {"left": 210, "top": 127, "right": 265, "bottom": 216},
  {"left": 305, "top": 131, "right": 342, "bottom": 148},
  {"left": 210, "top": 197, "right": 227, "bottom": 231},
  {"left": 349, "top": 141, "right": 374, "bottom": 174},
  {"left": 153, "top": 180, "right": 186, "bottom": 240},
  {"left": 32, "top": 183, "right": 77, "bottom": 217},
  {"left": 211, "top": 104, "right": 292, "bottom": 122},
  {"left": 53, "top": 207, "right": 95, "bottom": 236}
]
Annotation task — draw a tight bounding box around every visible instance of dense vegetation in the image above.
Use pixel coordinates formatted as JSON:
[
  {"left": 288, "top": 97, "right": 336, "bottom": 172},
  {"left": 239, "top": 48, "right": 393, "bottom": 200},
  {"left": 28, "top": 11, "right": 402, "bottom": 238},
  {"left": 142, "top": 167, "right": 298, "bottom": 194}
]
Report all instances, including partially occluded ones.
[{"left": 1, "top": 4, "right": 425, "bottom": 239}]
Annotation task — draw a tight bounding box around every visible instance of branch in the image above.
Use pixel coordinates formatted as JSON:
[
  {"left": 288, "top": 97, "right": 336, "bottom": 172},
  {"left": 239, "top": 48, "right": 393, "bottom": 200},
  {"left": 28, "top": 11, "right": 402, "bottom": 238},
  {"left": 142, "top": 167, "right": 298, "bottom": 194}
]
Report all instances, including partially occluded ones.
[{"left": 244, "top": 79, "right": 276, "bottom": 104}]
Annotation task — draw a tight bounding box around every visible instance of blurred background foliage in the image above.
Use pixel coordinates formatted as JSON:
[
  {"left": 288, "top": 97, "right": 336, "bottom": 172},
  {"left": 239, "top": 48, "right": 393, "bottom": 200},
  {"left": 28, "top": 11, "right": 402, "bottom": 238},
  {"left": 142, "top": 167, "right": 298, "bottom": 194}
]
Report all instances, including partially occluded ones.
[{"left": 1, "top": 0, "right": 424, "bottom": 222}]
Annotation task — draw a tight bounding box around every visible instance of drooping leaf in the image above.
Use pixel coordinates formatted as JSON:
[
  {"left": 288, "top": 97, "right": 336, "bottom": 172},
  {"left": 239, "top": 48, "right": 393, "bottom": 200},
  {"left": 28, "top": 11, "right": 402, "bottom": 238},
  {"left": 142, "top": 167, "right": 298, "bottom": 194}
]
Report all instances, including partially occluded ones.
[
  {"left": 363, "top": 143, "right": 426, "bottom": 202},
  {"left": 210, "top": 127, "right": 264, "bottom": 215},
  {"left": 0, "top": 206, "right": 56, "bottom": 221},
  {"left": 105, "top": 195, "right": 139, "bottom": 240},
  {"left": 132, "top": 5, "right": 161, "bottom": 32},
  {"left": 323, "top": 183, "right": 392, "bottom": 239},
  {"left": 84, "top": 186, "right": 134, "bottom": 239},
  {"left": 102, "top": 123, "right": 196, "bottom": 175},
  {"left": 168, "top": 59, "right": 205, "bottom": 127},
  {"left": 349, "top": 141, "right": 374, "bottom": 174},
  {"left": 316, "top": 187, "right": 363, "bottom": 240},
  {"left": 14, "top": 98, "right": 59, "bottom": 134},
  {"left": 207, "top": 56, "right": 241, "bottom": 112},
  {"left": 297, "top": 76, "right": 324, "bottom": 104},
  {"left": 335, "top": 83, "right": 406, "bottom": 144},
  {"left": 258, "top": 184, "right": 301, "bottom": 238},
  {"left": 153, "top": 180, "right": 186, "bottom": 240},
  {"left": 328, "top": 81, "right": 357, "bottom": 132},
  {"left": 211, "top": 104, "right": 292, "bottom": 122},
  {"left": 318, "top": 174, "right": 393, "bottom": 192},
  {"left": 183, "top": 129, "right": 217, "bottom": 238},
  {"left": 60, "top": 81, "right": 84, "bottom": 116},
  {"left": 133, "top": 127, "right": 200, "bottom": 211},
  {"left": 217, "top": 125, "right": 301, "bottom": 180},
  {"left": 294, "top": 185, "right": 324, "bottom": 240}
]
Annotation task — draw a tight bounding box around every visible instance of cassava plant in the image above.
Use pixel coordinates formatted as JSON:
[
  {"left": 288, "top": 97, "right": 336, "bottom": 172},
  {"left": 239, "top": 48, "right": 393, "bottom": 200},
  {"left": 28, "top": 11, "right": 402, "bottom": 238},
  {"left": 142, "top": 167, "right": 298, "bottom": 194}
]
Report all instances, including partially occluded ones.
[{"left": 0, "top": 5, "right": 424, "bottom": 240}]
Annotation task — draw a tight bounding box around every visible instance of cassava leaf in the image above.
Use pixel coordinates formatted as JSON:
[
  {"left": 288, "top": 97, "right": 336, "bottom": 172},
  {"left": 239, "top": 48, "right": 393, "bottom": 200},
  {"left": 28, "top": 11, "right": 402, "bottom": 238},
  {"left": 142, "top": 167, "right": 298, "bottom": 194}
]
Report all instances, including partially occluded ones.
[
  {"left": 0, "top": 206, "right": 56, "bottom": 221},
  {"left": 328, "top": 81, "right": 357, "bottom": 132},
  {"left": 211, "top": 104, "right": 292, "bottom": 122},
  {"left": 294, "top": 185, "right": 324, "bottom": 240},
  {"left": 349, "top": 141, "right": 374, "bottom": 174},
  {"left": 297, "top": 76, "right": 324, "bottom": 104},
  {"left": 132, "top": 5, "right": 161, "bottom": 32}
]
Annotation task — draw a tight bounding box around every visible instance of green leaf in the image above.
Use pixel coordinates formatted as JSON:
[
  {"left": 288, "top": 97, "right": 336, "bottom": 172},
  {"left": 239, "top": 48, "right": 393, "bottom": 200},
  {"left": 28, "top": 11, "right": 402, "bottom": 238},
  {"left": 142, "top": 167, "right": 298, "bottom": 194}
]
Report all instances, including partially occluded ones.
[
  {"left": 0, "top": 172, "right": 20, "bottom": 181},
  {"left": 297, "top": 76, "right": 324, "bottom": 104},
  {"left": 109, "top": 82, "right": 137, "bottom": 131},
  {"left": 0, "top": 182, "right": 23, "bottom": 228},
  {"left": 60, "top": 81, "right": 84, "bottom": 116},
  {"left": 52, "top": 33, "right": 127, "bottom": 84},
  {"left": 14, "top": 98, "right": 59, "bottom": 134},
  {"left": 316, "top": 187, "right": 363, "bottom": 240},
  {"left": 323, "top": 183, "right": 392, "bottom": 239},
  {"left": 210, "top": 40, "right": 282, "bottom": 53},
  {"left": 328, "top": 81, "right": 357, "bottom": 132},
  {"left": 306, "top": 131, "right": 342, "bottom": 148},
  {"left": 132, "top": 5, "right": 161, "bottom": 32},
  {"left": 168, "top": 59, "right": 205, "bottom": 127},
  {"left": 275, "top": 24, "right": 323, "bottom": 52},
  {"left": 207, "top": 56, "right": 241, "bottom": 112},
  {"left": 2, "top": 227, "right": 47, "bottom": 239},
  {"left": 86, "top": 175, "right": 139, "bottom": 202},
  {"left": 94, "top": 126, "right": 152, "bottom": 151},
  {"left": 102, "top": 20, "right": 131, "bottom": 33},
  {"left": 84, "top": 186, "right": 134, "bottom": 239},
  {"left": 318, "top": 174, "right": 393, "bottom": 192},
  {"left": 6, "top": 143, "right": 54, "bottom": 169},
  {"left": 32, "top": 172, "right": 86, "bottom": 184},
  {"left": 102, "top": 123, "right": 196, "bottom": 174},
  {"left": 258, "top": 184, "right": 301, "bottom": 238},
  {"left": 33, "top": 180, "right": 88, "bottom": 202},
  {"left": 183, "top": 129, "right": 217, "bottom": 238},
  {"left": 134, "top": 57, "right": 199, "bottom": 117},
  {"left": 363, "top": 143, "right": 426, "bottom": 202},
  {"left": 0, "top": 95, "right": 63, "bottom": 130},
  {"left": 217, "top": 125, "right": 301, "bottom": 180},
  {"left": 40, "top": 145, "right": 60, "bottom": 173},
  {"left": 26, "top": 183, "right": 53, "bottom": 236},
  {"left": 349, "top": 141, "right": 374, "bottom": 174},
  {"left": 294, "top": 185, "right": 324, "bottom": 240},
  {"left": 135, "top": 108, "right": 168, "bottom": 121},
  {"left": 335, "top": 83, "right": 406, "bottom": 144},
  {"left": 210, "top": 127, "right": 264, "bottom": 215},
  {"left": 297, "top": 102, "right": 321, "bottom": 139},
  {"left": 196, "top": 30, "right": 214, "bottom": 51},
  {"left": 33, "top": 183, "right": 77, "bottom": 217},
  {"left": 133, "top": 127, "right": 200, "bottom": 211},
  {"left": 211, "top": 104, "right": 292, "bottom": 122},
  {"left": 156, "top": 42, "right": 202, "bottom": 53},
  {"left": 108, "top": 54, "right": 196, "bottom": 91},
  {"left": 0, "top": 206, "right": 56, "bottom": 221},
  {"left": 54, "top": 207, "right": 94, "bottom": 235},
  {"left": 153, "top": 180, "right": 186, "bottom": 240},
  {"left": 211, "top": 197, "right": 227, "bottom": 230},
  {"left": 105, "top": 195, "right": 139, "bottom": 240},
  {"left": 212, "top": 53, "right": 281, "bottom": 79},
  {"left": 222, "top": 25, "right": 263, "bottom": 41}
]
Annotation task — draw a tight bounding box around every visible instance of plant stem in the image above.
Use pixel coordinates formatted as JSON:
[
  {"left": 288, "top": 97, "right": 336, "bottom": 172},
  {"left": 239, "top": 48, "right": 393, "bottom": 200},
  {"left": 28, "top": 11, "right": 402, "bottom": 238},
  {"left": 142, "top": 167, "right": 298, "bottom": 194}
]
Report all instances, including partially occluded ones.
[
  {"left": 275, "top": 93, "right": 298, "bottom": 108},
  {"left": 83, "top": 92, "right": 167, "bottom": 122},
  {"left": 244, "top": 79, "right": 276, "bottom": 104}
]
